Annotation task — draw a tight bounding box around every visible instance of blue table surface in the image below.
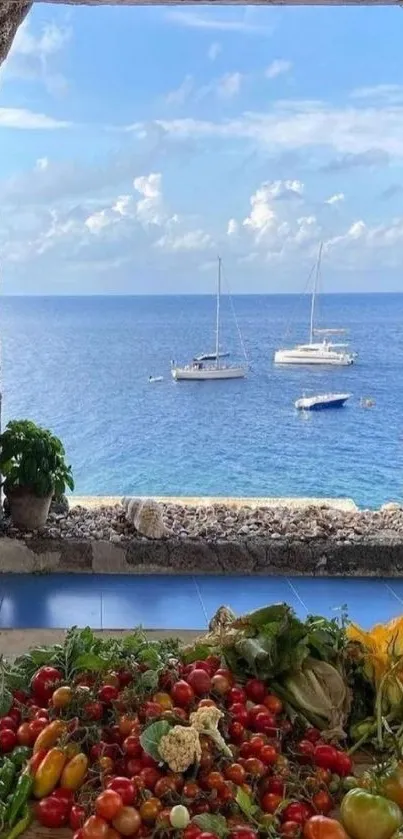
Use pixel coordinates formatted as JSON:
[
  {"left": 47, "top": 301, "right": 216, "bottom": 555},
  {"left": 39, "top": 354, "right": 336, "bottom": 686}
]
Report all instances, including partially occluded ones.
[{"left": 0, "top": 574, "right": 402, "bottom": 630}]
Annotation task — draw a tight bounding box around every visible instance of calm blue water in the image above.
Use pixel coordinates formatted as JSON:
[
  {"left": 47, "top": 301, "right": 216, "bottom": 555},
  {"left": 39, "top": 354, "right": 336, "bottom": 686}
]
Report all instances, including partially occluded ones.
[{"left": 1, "top": 294, "right": 402, "bottom": 508}]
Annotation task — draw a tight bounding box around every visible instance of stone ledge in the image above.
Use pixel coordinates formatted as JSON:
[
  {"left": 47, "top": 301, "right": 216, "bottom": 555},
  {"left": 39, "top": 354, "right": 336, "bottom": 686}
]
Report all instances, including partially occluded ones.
[{"left": 1, "top": 534, "right": 403, "bottom": 576}]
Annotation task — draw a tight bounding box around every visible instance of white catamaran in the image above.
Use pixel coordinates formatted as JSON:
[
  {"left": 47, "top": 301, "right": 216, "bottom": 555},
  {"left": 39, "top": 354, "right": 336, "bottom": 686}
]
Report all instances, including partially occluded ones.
[
  {"left": 274, "top": 244, "right": 356, "bottom": 367},
  {"left": 171, "top": 258, "right": 247, "bottom": 381}
]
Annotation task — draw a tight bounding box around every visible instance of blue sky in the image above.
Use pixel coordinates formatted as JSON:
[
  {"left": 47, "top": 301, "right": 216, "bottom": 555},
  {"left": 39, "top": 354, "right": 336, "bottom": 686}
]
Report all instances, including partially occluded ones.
[{"left": 1, "top": 3, "right": 403, "bottom": 294}]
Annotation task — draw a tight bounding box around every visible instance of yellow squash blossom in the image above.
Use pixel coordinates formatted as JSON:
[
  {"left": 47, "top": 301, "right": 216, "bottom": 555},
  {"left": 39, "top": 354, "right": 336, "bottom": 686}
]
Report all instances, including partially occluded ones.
[{"left": 347, "top": 617, "right": 403, "bottom": 711}]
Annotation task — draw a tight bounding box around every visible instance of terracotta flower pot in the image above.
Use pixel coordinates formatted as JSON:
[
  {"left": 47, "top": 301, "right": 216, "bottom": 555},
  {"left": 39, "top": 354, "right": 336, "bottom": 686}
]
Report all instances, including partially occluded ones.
[{"left": 6, "top": 487, "right": 53, "bottom": 530}]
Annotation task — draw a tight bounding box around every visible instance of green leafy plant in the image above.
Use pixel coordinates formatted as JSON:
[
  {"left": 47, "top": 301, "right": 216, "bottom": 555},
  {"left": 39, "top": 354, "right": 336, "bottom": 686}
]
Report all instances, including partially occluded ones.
[{"left": 0, "top": 419, "right": 74, "bottom": 498}]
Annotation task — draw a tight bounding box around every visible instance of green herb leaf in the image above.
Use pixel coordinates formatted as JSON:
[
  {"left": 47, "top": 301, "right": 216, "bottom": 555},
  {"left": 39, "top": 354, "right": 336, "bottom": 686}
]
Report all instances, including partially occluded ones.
[
  {"left": 140, "top": 720, "right": 172, "bottom": 762},
  {"left": 138, "top": 670, "right": 160, "bottom": 693},
  {"left": 193, "top": 815, "right": 228, "bottom": 838},
  {"left": 0, "top": 689, "right": 12, "bottom": 717},
  {"left": 236, "top": 787, "right": 259, "bottom": 819},
  {"left": 74, "top": 653, "right": 110, "bottom": 673},
  {"left": 182, "top": 644, "right": 216, "bottom": 665}
]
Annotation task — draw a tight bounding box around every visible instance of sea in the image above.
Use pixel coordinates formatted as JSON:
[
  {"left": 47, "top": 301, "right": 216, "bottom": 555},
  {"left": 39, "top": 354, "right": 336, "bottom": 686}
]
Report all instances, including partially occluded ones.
[{"left": 1, "top": 293, "right": 402, "bottom": 509}]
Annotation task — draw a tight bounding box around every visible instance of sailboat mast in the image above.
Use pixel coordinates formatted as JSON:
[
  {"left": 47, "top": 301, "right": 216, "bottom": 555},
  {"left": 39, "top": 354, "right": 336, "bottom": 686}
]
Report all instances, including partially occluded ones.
[
  {"left": 309, "top": 242, "right": 323, "bottom": 344},
  {"left": 215, "top": 256, "right": 221, "bottom": 369}
]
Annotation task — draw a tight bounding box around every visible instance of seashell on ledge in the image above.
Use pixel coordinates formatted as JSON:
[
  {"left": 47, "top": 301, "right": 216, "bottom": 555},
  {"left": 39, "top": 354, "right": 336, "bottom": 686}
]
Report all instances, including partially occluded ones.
[{"left": 121, "top": 497, "right": 168, "bottom": 539}]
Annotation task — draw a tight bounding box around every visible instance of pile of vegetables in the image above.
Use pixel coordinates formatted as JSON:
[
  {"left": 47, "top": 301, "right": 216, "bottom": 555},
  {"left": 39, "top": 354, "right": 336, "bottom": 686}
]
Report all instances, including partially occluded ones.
[{"left": 0, "top": 606, "right": 403, "bottom": 839}]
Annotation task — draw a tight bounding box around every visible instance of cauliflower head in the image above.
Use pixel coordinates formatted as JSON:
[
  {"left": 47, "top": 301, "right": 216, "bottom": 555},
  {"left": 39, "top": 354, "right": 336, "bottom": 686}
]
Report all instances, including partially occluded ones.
[
  {"left": 158, "top": 725, "right": 202, "bottom": 773},
  {"left": 189, "top": 706, "right": 223, "bottom": 731}
]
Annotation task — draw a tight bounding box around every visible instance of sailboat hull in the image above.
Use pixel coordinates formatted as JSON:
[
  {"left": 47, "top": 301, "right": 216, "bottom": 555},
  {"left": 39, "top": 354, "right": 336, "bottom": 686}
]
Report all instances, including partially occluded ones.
[
  {"left": 274, "top": 348, "right": 354, "bottom": 366},
  {"left": 172, "top": 366, "right": 246, "bottom": 381}
]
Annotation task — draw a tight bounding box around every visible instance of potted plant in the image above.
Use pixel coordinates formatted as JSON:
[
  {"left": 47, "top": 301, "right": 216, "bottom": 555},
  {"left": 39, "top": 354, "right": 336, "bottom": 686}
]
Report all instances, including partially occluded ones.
[{"left": 0, "top": 420, "right": 74, "bottom": 530}]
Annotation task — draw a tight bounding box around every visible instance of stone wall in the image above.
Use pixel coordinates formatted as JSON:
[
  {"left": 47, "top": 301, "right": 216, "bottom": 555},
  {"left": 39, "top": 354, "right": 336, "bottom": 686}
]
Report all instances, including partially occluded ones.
[{"left": 1, "top": 533, "right": 402, "bottom": 576}]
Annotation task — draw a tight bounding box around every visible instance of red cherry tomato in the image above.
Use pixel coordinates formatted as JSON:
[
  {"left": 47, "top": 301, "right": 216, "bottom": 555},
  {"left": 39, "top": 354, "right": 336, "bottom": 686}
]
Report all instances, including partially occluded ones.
[
  {"left": 139, "top": 767, "right": 161, "bottom": 791},
  {"left": 0, "top": 716, "right": 17, "bottom": 732},
  {"left": 171, "top": 680, "right": 195, "bottom": 707},
  {"left": 283, "top": 803, "right": 314, "bottom": 826},
  {"left": 187, "top": 669, "right": 212, "bottom": 696},
  {"left": 227, "top": 687, "right": 247, "bottom": 705},
  {"left": 229, "top": 703, "right": 249, "bottom": 726},
  {"left": 262, "top": 793, "right": 283, "bottom": 814},
  {"left": 96, "top": 790, "right": 124, "bottom": 821},
  {"left": 107, "top": 777, "right": 135, "bottom": 806},
  {"left": 245, "top": 679, "right": 266, "bottom": 703},
  {"left": 0, "top": 729, "right": 17, "bottom": 753},
  {"left": 333, "top": 751, "right": 353, "bottom": 777},
  {"left": 228, "top": 721, "right": 245, "bottom": 742},
  {"left": 31, "top": 666, "right": 62, "bottom": 705},
  {"left": 123, "top": 736, "right": 142, "bottom": 758},
  {"left": 253, "top": 712, "right": 277, "bottom": 735},
  {"left": 313, "top": 745, "right": 339, "bottom": 772},
  {"left": 264, "top": 695, "right": 283, "bottom": 715},
  {"left": 28, "top": 718, "right": 48, "bottom": 741},
  {"left": 305, "top": 728, "right": 322, "bottom": 744},
  {"left": 36, "top": 796, "right": 69, "bottom": 828},
  {"left": 70, "top": 806, "right": 87, "bottom": 831},
  {"left": 260, "top": 744, "right": 278, "bottom": 766},
  {"left": 296, "top": 740, "right": 315, "bottom": 763},
  {"left": 311, "top": 790, "right": 333, "bottom": 815},
  {"left": 82, "top": 815, "right": 109, "bottom": 839},
  {"left": 51, "top": 788, "right": 75, "bottom": 808},
  {"left": 98, "top": 685, "right": 119, "bottom": 704}
]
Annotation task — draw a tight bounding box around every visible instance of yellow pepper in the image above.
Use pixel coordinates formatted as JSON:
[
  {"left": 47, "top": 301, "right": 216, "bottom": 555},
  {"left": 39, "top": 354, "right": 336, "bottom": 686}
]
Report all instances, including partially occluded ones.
[
  {"left": 60, "top": 753, "right": 89, "bottom": 790},
  {"left": 33, "top": 720, "right": 67, "bottom": 754},
  {"left": 33, "top": 748, "right": 67, "bottom": 798}
]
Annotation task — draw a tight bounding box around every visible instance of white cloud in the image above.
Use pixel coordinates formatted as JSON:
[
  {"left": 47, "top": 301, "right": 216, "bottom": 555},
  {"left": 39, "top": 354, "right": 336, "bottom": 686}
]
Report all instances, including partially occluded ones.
[
  {"left": 350, "top": 84, "right": 403, "bottom": 104},
  {"left": 265, "top": 179, "right": 304, "bottom": 199},
  {"left": 227, "top": 218, "right": 239, "bottom": 236},
  {"left": 0, "top": 107, "right": 70, "bottom": 130},
  {"left": 85, "top": 209, "right": 112, "bottom": 233},
  {"left": 229, "top": 179, "right": 321, "bottom": 261},
  {"left": 165, "top": 9, "right": 271, "bottom": 34},
  {"left": 156, "top": 228, "right": 213, "bottom": 252},
  {"left": 2, "top": 19, "right": 71, "bottom": 95},
  {"left": 325, "top": 192, "right": 345, "bottom": 205},
  {"left": 216, "top": 72, "right": 242, "bottom": 99},
  {"left": 35, "top": 157, "right": 49, "bottom": 171},
  {"left": 208, "top": 42, "right": 221, "bottom": 62},
  {"left": 265, "top": 59, "right": 293, "bottom": 80},
  {"left": 243, "top": 185, "right": 278, "bottom": 240},
  {"left": 138, "top": 97, "right": 403, "bottom": 159},
  {"left": 133, "top": 173, "right": 164, "bottom": 225},
  {"left": 166, "top": 75, "right": 194, "bottom": 107}
]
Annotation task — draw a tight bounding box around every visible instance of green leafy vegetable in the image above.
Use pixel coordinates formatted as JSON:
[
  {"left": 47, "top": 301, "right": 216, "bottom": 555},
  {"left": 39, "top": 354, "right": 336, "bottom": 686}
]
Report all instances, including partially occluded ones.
[
  {"left": 140, "top": 720, "right": 172, "bottom": 762},
  {"left": 236, "top": 787, "right": 259, "bottom": 819},
  {"left": 193, "top": 815, "right": 228, "bottom": 837}
]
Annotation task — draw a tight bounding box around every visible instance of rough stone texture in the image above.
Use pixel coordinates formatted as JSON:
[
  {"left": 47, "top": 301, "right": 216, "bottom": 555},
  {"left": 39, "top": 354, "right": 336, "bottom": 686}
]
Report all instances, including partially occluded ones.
[
  {"left": 0, "top": 1, "right": 32, "bottom": 69},
  {"left": 1, "top": 533, "right": 403, "bottom": 576}
]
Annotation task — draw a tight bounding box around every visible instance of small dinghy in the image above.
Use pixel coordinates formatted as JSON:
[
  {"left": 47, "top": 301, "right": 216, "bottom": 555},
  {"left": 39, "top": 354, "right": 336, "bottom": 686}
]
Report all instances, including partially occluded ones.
[
  {"left": 295, "top": 392, "right": 351, "bottom": 411},
  {"left": 148, "top": 376, "right": 164, "bottom": 383}
]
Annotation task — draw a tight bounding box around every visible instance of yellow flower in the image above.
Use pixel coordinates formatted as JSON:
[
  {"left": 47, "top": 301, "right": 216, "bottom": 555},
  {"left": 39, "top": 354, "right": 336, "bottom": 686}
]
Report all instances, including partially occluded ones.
[{"left": 347, "top": 618, "right": 403, "bottom": 709}]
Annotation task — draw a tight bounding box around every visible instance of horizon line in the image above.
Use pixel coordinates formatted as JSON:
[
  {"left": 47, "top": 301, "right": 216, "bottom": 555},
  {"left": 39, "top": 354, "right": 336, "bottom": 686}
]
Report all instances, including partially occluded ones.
[{"left": 2, "top": 290, "right": 403, "bottom": 299}]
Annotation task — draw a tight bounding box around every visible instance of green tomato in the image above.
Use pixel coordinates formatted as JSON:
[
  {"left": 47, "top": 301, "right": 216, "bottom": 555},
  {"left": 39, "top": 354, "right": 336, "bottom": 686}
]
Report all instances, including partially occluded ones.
[
  {"left": 170, "top": 806, "right": 190, "bottom": 829},
  {"left": 341, "top": 789, "right": 403, "bottom": 839}
]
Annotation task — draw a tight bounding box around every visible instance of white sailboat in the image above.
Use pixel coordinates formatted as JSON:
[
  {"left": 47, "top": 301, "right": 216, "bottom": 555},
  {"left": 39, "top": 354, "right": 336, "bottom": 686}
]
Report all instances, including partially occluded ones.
[
  {"left": 274, "top": 244, "right": 356, "bottom": 367},
  {"left": 171, "top": 258, "right": 247, "bottom": 381}
]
